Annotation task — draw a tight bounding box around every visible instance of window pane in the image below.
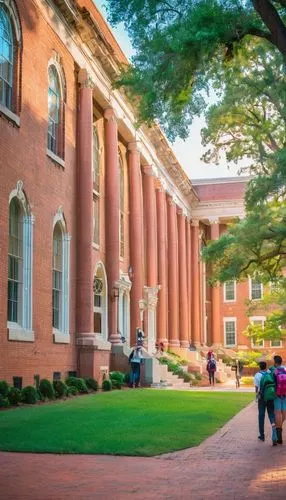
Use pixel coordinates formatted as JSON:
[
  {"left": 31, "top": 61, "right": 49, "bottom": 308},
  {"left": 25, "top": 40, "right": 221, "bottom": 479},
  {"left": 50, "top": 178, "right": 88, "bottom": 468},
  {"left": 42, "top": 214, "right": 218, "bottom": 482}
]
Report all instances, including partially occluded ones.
[
  {"left": 225, "top": 321, "right": 236, "bottom": 346},
  {"left": 47, "top": 66, "right": 61, "bottom": 155},
  {"left": 251, "top": 280, "right": 262, "bottom": 300},
  {"left": 271, "top": 340, "right": 282, "bottom": 347},
  {"left": 52, "top": 224, "right": 62, "bottom": 330},
  {"left": 225, "top": 281, "right": 235, "bottom": 301},
  {"left": 0, "top": 7, "right": 13, "bottom": 110},
  {"left": 93, "top": 196, "right": 99, "bottom": 245},
  {"left": 7, "top": 199, "right": 23, "bottom": 324}
]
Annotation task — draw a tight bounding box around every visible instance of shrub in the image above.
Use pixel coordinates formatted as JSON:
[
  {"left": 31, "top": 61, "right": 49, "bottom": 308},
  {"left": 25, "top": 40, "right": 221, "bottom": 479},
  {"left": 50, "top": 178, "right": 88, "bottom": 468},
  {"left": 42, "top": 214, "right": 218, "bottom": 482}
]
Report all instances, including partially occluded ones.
[
  {"left": 39, "top": 379, "right": 55, "bottom": 400},
  {"left": 241, "top": 376, "right": 254, "bottom": 386},
  {"left": 53, "top": 380, "right": 68, "bottom": 398},
  {"left": 111, "top": 380, "right": 122, "bottom": 390},
  {"left": 167, "top": 361, "right": 178, "bottom": 372},
  {"left": 158, "top": 356, "right": 169, "bottom": 365},
  {"left": 0, "top": 396, "right": 10, "bottom": 408},
  {"left": 183, "top": 372, "right": 192, "bottom": 383},
  {"left": 194, "top": 372, "right": 202, "bottom": 381},
  {"left": 21, "top": 386, "right": 37, "bottom": 404},
  {"left": 110, "top": 371, "right": 125, "bottom": 384},
  {"left": 65, "top": 376, "right": 88, "bottom": 394},
  {"left": 123, "top": 372, "right": 130, "bottom": 385},
  {"left": 84, "top": 377, "right": 99, "bottom": 392},
  {"left": 190, "top": 379, "right": 199, "bottom": 386},
  {"left": 102, "top": 379, "right": 112, "bottom": 391},
  {"left": 67, "top": 386, "right": 78, "bottom": 396},
  {"left": 8, "top": 387, "right": 21, "bottom": 405},
  {"left": 0, "top": 380, "right": 10, "bottom": 397}
]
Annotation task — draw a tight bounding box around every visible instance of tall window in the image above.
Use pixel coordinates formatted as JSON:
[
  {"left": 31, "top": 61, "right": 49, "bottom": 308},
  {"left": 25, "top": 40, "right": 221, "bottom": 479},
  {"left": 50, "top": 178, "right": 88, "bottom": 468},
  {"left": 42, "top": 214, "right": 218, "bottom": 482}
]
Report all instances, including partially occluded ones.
[
  {"left": 250, "top": 278, "right": 263, "bottom": 300},
  {"left": 48, "top": 65, "right": 64, "bottom": 158},
  {"left": 224, "top": 319, "right": 236, "bottom": 347},
  {"left": 224, "top": 281, "right": 236, "bottom": 302},
  {"left": 250, "top": 318, "right": 265, "bottom": 347},
  {"left": 93, "top": 276, "right": 103, "bottom": 334},
  {"left": 92, "top": 127, "right": 100, "bottom": 245},
  {"left": 0, "top": 5, "right": 13, "bottom": 109},
  {"left": 8, "top": 199, "right": 23, "bottom": 323},
  {"left": 52, "top": 224, "right": 62, "bottom": 330},
  {"left": 119, "top": 153, "right": 124, "bottom": 258}
]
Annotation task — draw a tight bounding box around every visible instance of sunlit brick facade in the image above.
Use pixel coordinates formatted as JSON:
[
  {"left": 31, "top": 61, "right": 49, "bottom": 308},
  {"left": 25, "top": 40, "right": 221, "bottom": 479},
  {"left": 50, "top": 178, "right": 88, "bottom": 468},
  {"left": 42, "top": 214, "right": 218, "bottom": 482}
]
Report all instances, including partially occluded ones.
[{"left": 0, "top": 0, "right": 283, "bottom": 387}]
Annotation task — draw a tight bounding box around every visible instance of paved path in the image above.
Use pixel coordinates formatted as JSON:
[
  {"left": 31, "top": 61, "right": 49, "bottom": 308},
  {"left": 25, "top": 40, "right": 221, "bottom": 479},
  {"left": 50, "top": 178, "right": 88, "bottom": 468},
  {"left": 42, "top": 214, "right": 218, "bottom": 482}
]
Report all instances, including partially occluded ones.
[{"left": 1, "top": 402, "right": 285, "bottom": 499}]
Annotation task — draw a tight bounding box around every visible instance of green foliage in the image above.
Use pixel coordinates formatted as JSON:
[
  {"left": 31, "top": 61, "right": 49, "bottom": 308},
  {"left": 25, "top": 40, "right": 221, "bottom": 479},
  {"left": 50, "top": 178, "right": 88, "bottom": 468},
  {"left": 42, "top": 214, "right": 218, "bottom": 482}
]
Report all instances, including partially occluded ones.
[
  {"left": 53, "top": 380, "right": 68, "bottom": 398},
  {"left": 39, "top": 379, "right": 55, "bottom": 400},
  {"left": 65, "top": 377, "right": 89, "bottom": 394},
  {"left": 106, "top": 0, "right": 286, "bottom": 140},
  {"left": 109, "top": 372, "right": 125, "bottom": 384},
  {"left": 102, "top": 379, "right": 112, "bottom": 392},
  {"left": 67, "top": 386, "right": 78, "bottom": 396},
  {"left": 0, "top": 380, "right": 9, "bottom": 398},
  {"left": 84, "top": 377, "right": 99, "bottom": 392},
  {"left": 7, "top": 387, "right": 21, "bottom": 405},
  {"left": 123, "top": 372, "right": 130, "bottom": 385},
  {"left": 241, "top": 377, "right": 254, "bottom": 386},
  {"left": 182, "top": 372, "right": 192, "bottom": 383},
  {"left": 194, "top": 372, "right": 202, "bottom": 381},
  {"left": 0, "top": 396, "right": 10, "bottom": 408},
  {"left": 21, "top": 386, "right": 37, "bottom": 404}
]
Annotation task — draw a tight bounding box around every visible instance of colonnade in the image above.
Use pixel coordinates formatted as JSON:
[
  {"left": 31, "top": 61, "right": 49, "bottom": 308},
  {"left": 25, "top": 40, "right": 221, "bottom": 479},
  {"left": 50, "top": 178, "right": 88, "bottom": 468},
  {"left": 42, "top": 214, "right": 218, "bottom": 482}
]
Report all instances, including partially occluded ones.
[{"left": 76, "top": 79, "right": 221, "bottom": 351}]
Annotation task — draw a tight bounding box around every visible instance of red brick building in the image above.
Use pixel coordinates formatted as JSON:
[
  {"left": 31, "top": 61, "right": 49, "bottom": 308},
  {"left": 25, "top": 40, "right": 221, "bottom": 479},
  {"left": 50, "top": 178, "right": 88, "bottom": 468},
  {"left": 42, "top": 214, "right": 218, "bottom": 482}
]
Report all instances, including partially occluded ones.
[{"left": 0, "top": 0, "right": 282, "bottom": 387}]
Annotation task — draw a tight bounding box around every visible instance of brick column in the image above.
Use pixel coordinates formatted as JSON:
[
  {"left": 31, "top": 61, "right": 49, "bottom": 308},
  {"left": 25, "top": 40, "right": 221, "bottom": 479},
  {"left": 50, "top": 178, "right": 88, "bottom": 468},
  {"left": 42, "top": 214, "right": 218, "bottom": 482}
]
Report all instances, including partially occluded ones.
[
  {"left": 156, "top": 182, "right": 168, "bottom": 345},
  {"left": 186, "top": 218, "right": 192, "bottom": 343},
  {"left": 76, "top": 71, "right": 93, "bottom": 336},
  {"left": 210, "top": 219, "right": 221, "bottom": 345},
  {"left": 104, "top": 107, "right": 121, "bottom": 344},
  {"left": 191, "top": 220, "right": 201, "bottom": 346},
  {"left": 128, "top": 142, "right": 144, "bottom": 346},
  {"left": 178, "top": 209, "right": 189, "bottom": 348},
  {"left": 167, "top": 196, "right": 180, "bottom": 347},
  {"left": 143, "top": 166, "right": 157, "bottom": 287}
]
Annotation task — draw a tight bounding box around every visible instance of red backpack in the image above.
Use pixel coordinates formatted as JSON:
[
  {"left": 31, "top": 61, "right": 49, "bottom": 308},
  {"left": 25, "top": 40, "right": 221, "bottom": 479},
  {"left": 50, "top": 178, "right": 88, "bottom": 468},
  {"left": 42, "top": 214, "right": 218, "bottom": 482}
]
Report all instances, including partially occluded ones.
[{"left": 275, "top": 367, "right": 286, "bottom": 397}]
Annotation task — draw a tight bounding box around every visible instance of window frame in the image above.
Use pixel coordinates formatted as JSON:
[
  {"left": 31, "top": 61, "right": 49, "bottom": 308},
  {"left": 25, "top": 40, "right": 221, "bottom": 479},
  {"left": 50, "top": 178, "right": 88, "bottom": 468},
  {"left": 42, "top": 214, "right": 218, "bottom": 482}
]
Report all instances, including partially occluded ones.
[
  {"left": 270, "top": 339, "right": 282, "bottom": 348},
  {"left": 223, "top": 317, "right": 237, "bottom": 348},
  {"left": 47, "top": 58, "right": 66, "bottom": 164},
  {"left": 92, "top": 125, "right": 100, "bottom": 247},
  {"left": 249, "top": 316, "right": 265, "bottom": 348},
  {"left": 249, "top": 277, "right": 263, "bottom": 301},
  {"left": 224, "top": 280, "right": 236, "bottom": 302}
]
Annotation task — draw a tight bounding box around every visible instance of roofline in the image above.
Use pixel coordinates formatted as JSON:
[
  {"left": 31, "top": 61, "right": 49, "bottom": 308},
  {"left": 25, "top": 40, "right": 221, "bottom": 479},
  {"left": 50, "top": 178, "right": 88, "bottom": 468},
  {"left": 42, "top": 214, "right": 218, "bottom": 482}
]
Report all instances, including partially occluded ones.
[{"left": 192, "top": 176, "right": 251, "bottom": 186}]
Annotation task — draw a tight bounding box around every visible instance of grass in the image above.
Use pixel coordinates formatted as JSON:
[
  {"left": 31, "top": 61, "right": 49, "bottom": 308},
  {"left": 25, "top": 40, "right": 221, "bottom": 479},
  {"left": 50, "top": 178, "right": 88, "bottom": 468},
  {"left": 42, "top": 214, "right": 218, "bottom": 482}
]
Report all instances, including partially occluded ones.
[{"left": 0, "top": 390, "right": 253, "bottom": 456}]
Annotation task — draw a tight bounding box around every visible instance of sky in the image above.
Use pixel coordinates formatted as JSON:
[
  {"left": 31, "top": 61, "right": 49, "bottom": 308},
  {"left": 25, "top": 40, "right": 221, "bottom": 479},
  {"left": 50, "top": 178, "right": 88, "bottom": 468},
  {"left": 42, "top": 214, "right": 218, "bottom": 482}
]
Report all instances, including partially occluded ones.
[{"left": 94, "top": 1, "right": 244, "bottom": 180}]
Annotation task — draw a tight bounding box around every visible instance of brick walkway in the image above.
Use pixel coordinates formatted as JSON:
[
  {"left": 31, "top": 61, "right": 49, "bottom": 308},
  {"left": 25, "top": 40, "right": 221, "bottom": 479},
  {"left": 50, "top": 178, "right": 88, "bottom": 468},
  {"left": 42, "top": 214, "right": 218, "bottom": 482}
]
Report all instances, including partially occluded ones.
[{"left": 1, "top": 402, "right": 285, "bottom": 499}]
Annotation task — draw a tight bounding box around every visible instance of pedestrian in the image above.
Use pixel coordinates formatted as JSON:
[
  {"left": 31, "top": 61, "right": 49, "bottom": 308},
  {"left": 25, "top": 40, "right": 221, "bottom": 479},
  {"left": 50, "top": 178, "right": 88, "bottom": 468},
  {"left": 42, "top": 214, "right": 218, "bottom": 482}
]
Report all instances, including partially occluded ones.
[
  {"left": 207, "top": 356, "right": 216, "bottom": 386},
  {"left": 207, "top": 350, "right": 214, "bottom": 361},
  {"left": 255, "top": 361, "right": 277, "bottom": 445},
  {"left": 128, "top": 345, "right": 143, "bottom": 388},
  {"left": 272, "top": 355, "right": 286, "bottom": 444},
  {"left": 234, "top": 359, "right": 243, "bottom": 388}
]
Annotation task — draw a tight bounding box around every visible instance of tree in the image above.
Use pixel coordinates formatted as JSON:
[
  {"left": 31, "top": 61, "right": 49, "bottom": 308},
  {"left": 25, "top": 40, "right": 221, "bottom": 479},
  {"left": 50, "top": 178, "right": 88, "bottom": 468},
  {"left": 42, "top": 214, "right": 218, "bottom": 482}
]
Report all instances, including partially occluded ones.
[{"left": 106, "top": 0, "right": 286, "bottom": 139}]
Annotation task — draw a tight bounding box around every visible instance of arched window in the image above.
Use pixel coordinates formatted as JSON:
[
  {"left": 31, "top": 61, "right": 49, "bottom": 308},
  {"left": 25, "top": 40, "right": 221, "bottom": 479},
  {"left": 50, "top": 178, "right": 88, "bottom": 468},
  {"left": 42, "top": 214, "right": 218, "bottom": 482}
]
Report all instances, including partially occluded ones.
[
  {"left": 93, "top": 262, "right": 108, "bottom": 340},
  {"left": 119, "top": 152, "right": 124, "bottom": 258},
  {"left": 48, "top": 64, "right": 65, "bottom": 159},
  {"left": 93, "top": 127, "right": 100, "bottom": 245},
  {"left": 7, "top": 181, "right": 34, "bottom": 341},
  {"left": 8, "top": 199, "right": 22, "bottom": 323},
  {"left": 0, "top": 5, "right": 13, "bottom": 109},
  {"left": 52, "top": 211, "right": 70, "bottom": 341}
]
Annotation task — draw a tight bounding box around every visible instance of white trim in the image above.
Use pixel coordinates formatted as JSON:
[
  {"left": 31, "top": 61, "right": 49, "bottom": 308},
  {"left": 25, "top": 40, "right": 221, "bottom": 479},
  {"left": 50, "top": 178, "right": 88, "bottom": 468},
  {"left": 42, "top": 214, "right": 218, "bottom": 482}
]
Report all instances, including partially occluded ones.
[
  {"left": 223, "top": 317, "right": 237, "bottom": 347},
  {"left": 53, "top": 329, "right": 70, "bottom": 344},
  {"left": 52, "top": 210, "right": 70, "bottom": 336},
  {"left": 94, "top": 261, "right": 108, "bottom": 341},
  {"left": 0, "top": 0, "right": 22, "bottom": 43},
  {"left": 0, "top": 103, "right": 20, "bottom": 126},
  {"left": 270, "top": 340, "right": 282, "bottom": 348},
  {"left": 192, "top": 176, "right": 251, "bottom": 186},
  {"left": 46, "top": 149, "right": 65, "bottom": 168},
  {"left": 8, "top": 323, "right": 34, "bottom": 342},
  {"left": 249, "top": 316, "right": 265, "bottom": 348},
  {"left": 22, "top": 215, "right": 34, "bottom": 331},
  {"left": 223, "top": 280, "right": 236, "bottom": 303},
  {"left": 249, "top": 277, "right": 263, "bottom": 300}
]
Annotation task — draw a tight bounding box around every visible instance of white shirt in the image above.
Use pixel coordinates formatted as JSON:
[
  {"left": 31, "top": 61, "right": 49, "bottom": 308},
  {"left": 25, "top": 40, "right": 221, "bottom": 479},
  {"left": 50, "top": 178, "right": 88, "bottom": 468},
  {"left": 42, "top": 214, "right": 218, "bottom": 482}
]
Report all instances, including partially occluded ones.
[{"left": 254, "top": 370, "right": 268, "bottom": 389}]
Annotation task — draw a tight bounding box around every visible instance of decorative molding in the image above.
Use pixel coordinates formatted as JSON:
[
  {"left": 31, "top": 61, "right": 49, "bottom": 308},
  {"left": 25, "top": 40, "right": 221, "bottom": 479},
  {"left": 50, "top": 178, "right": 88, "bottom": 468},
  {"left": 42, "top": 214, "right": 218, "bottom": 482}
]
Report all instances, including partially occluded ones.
[
  {"left": 0, "top": 0, "right": 22, "bottom": 44},
  {"left": 191, "top": 219, "right": 200, "bottom": 227},
  {"left": 103, "top": 107, "right": 116, "bottom": 122},
  {"left": 128, "top": 141, "right": 141, "bottom": 153},
  {"left": 9, "top": 180, "right": 31, "bottom": 215},
  {"left": 8, "top": 324, "right": 34, "bottom": 342},
  {"left": 78, "top": 68, "right": 95, "bottom": 89},
  {"left": 209, "top": 217, "right": 220, "bottom": 225}
]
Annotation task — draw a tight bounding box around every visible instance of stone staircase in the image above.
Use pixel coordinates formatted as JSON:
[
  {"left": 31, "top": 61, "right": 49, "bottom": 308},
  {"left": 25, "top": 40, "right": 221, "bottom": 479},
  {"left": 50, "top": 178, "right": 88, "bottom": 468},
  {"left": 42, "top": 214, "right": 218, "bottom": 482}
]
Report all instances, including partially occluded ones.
[{"left": 151, "top": 363, "right": 191, "bottom": 389}]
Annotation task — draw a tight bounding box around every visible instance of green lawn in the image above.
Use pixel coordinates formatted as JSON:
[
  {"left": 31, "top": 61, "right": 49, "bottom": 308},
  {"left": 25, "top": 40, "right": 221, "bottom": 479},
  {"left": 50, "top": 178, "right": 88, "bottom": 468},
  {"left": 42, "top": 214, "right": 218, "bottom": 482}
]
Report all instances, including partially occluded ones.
[{"left": 0, "top": 390, "right": 253, "bottom": 456}]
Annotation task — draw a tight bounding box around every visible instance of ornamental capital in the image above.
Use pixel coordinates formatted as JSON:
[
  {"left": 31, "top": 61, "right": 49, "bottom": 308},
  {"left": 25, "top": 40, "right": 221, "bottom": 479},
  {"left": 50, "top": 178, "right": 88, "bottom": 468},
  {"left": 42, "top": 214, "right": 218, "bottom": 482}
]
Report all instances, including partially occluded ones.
[
  {"left": 103, "top": 107, "right": 117, "bottom": 122},
  {"left": 209, "top": 216, "right": 220, "bottom": 225},
  {"left": 128, "top": 141, "right": 141, "bottom": 153},
  {"left": 78, "top": 68, "right": 95, "bottom": 89},
  {"left": 191, "top": 218, "right": 200, "bottom": 227}
]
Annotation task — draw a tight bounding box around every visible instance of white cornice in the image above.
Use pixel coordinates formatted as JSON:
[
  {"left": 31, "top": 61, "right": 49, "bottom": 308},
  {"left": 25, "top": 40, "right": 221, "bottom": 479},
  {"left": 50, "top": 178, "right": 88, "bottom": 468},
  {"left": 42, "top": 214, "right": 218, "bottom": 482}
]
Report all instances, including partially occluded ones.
[
  {"left": 192, "top": 199, "right": 245, "bottom": 221},
  {"left": 192, "top": 176, "right": 251, "bottom": 186}
]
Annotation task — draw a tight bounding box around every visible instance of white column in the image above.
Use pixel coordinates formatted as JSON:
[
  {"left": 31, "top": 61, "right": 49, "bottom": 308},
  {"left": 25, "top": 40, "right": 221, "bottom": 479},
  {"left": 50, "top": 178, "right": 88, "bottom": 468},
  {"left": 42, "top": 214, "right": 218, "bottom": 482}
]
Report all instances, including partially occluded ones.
[
  {"left": 22, "top": 214, "right": 34, "bottom": 331},
  {"left": 62, "top": 234, "right": 71, "bottom": 335}
]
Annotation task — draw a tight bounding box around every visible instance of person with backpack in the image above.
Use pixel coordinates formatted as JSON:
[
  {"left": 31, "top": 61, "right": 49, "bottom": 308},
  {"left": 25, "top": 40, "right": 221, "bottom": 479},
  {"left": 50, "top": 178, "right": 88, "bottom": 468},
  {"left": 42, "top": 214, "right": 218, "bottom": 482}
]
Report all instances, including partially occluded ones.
[
  {"left": 128, "top": 345, "right": 143, "bottom": 388},
  {"left": 254, "top": 361, "right": 277, "bottom": 445},
  {"left": 207, "top": 356, "right": 216, "bottom": 386},
  {"left": 273, "top": 355, "right": 286, "bottom": 444}
]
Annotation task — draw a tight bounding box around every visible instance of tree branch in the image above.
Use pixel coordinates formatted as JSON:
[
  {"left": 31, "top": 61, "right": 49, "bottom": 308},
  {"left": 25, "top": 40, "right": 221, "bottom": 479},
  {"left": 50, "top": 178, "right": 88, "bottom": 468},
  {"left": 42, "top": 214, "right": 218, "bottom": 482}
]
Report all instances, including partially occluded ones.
[{"left": 251, "top": 0, "right": 286, "bottom": 59}]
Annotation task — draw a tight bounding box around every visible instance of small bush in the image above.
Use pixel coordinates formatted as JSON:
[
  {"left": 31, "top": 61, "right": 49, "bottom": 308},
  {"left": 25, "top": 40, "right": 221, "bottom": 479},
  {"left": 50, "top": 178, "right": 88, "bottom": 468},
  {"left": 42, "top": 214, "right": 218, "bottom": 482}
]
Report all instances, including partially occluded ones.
[
  {"left": 158, "top": 357, "right": 169, "bottom": 365},
  {"left": 190, "top": 379, "right": 199, "bottom": 386},
  {"left": 53, "top": 380, "right": 68, "bottom": 398},
  {"left": 84, "top": 377, "right": 99, "bottom": 392},
  {"left": 123, "top": 373, "right": 130, "bottom": 385},
  {"left": 194, "top": 372, "right": 202, "bottom": 381},
  {"left": 183, "top": 372, "right": 192, "bottom": 383},
  {"left": 241, "top": 376, "right": 254, "bottom": 386},
  {"left": 8, "top": 387, "right": 21, "bottom": 405},
  {"left": 102, "top": 379, "right": 112, "bottom": 391},
  {"left": 21, "top": 386, "right": 37, "bottom": 404},
  {"left": 0, "top": 396, "right": 10, "bottom": 408},
  {"left": 67, "top": 386, "right": 78, "bottom": 396},
  {"left": 39, "top": 379, "right": 55, "bottom": 400},
  {"left": 0, "top": 380, "right": 10, "bottom": 397},
  {"left": 65, "top": 377, "right": 88, "bottom": 394},
  {"left": 167, "top": 362, "right": 178, "bottom": 372},
  {"left": 110, "top": 371, "right": 125, "bottom": 384}
]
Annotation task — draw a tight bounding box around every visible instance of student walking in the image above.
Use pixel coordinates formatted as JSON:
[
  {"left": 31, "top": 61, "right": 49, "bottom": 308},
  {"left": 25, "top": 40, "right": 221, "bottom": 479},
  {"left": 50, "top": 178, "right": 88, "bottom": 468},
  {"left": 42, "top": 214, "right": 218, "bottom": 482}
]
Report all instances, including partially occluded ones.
[
  {"left": 207, "top": 357, "right": 216, "bottom": 386},
  {"left": 272, "top": 355, "right": 286, "bottom": 444},
  {"left": 254, "top": 361, "right": 277, "bottom": 445},
  {"left": 128, "top": 345, "right": 143, "bottom": 388}
]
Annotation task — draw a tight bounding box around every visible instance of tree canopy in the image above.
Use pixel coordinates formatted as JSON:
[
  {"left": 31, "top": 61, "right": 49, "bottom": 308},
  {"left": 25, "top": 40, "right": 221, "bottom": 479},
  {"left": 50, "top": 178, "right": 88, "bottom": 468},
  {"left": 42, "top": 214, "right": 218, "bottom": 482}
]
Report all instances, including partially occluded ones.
[{"left": 106, "top": 0, "right": 286, "bottom": 139}]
